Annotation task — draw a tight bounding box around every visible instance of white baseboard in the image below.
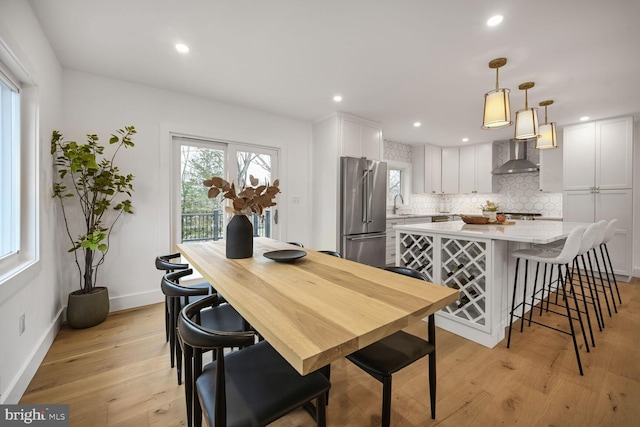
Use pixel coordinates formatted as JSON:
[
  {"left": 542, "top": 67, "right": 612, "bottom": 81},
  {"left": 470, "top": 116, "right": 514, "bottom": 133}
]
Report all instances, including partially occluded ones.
[
  {"left": 5, "top": 290, "right": 165, "bottom": 404},
  {"left": 108, "top": 289, "right": 164, "bottom": 312},
  {"left": 2, "top": 308, "right": 63, "bottom": 404}
]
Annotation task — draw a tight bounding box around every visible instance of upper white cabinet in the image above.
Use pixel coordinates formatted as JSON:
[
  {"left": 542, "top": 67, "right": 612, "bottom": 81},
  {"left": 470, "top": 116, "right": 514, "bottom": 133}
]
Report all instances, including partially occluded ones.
[
  {"left": 538, "top": 135, "right": 563, "bottom": 192},
  {"left": 339, "top": 114, "right": 383, "bottom": 160},
  {"left": 441, "top": 147, "right": 459, "bottom": 194},
  {"left": 412, "top": 144, "right": 442, "bottom": 194},
  {"left": 425, "top": 144, "right": 442, "bottom": 194},
  {"left": 458, "top": 143, "right": 493, "bottom": 194},
  {"left": 563, "top": 116, "right": 633, "bottom": 191}
]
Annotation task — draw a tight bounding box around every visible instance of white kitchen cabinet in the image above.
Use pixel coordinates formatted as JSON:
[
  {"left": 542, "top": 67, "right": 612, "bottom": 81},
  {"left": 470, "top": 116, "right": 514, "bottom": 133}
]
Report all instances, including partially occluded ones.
[
  {"left": 386, "top": 218, "right": 404, "bottom": 265},
  {"left": 562, "top": 115, "right": 634, "bottom": 277},
  {"left": 538, "top": 135, "right": 563, "bottom": 192},
  {"left": 425, "top": 145, "right": 443, "bottom": 194},
  {"left": 441, "top": 147, "right": 459, "bottom": 194},
  {"left": 412, "top": 144, "right": 442, "bottom": 194},
  {"left": 563, "top": 122, "right": 595, "bottom": 191},
  {"left": 563, "top": 116, "right": 633, "bottom": 191},
  {"left": 459, "top": 143, "right": 493, "bottom": 194},
  {"left": 386, "top": 216, "right": 433, "bottom": 265},
  {"left": 339, "top": 114, "right": 383, "bottom": 160},
  {"left": 563, "top": 189, "right": 633, "bottom": 276}
]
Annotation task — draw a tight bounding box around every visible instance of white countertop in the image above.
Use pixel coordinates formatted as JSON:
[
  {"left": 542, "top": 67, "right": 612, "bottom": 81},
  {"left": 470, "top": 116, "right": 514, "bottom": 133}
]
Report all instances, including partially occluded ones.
[
  {"left": 386, "top": 213, "right": 448, "bottom": 219},
  {"left": 394, "top": 220, "right": 589, "bottom": 244}
]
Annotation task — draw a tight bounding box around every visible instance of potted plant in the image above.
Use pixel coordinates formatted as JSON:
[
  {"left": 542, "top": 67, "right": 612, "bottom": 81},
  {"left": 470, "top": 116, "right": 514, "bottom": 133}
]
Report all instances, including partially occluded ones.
[
  {"left": 51, "top": 126, "right": 136, "bottom": 328},
  {"left": 480, "top": 200, "right": 499, "bottom": 221},
  {"left": 203, "top": 175, "right": 279, "bottom": 258}
]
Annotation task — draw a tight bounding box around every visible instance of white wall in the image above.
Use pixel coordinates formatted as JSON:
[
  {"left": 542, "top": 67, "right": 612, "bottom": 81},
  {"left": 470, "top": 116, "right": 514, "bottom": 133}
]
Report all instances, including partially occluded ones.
[
  {"left": 59, "top": 70, "right": 313, "bottom": 310},
  {"left": 1, "top": 1, "right": 313, "bottom": 403},
  {"left": 0, "top": 1, "right": 63, "bottom": 403}
]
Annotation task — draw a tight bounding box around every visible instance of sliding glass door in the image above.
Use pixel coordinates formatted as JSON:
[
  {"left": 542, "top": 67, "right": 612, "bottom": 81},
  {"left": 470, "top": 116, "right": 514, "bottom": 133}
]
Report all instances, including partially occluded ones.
[{"left": 172, "top": 136, "right": 279, "bottom": 245}]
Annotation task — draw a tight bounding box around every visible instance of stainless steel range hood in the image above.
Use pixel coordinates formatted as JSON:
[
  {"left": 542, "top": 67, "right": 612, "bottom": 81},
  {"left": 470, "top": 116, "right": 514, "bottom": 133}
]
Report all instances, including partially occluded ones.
[{"left": 491, "top": 139, "right": 539, "bottom": 175}]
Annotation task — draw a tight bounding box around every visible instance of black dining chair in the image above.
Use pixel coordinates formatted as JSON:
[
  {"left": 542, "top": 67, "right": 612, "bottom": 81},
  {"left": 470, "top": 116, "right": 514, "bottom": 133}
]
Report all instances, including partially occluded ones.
[
  {"left": 178, "top": 294, "right": 331, "bottom": 427},
  {"left": 346, "top": 266, "right": 437, "bottom": 426},
  {"left": 162, "top": 269, "right": 245, "bottom": 385},
  {"left": 155, "top": 253, "right": 212, "bottom": 343},
  {"left": 318, "top": 250, "right": 341, "bottom": 257}
]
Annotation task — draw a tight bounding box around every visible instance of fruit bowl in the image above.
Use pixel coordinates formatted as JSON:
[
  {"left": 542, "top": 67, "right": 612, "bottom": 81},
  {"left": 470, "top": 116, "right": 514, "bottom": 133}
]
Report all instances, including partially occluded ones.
[{"left": 461, "top": 215, "right": 490, "bottom": 224}]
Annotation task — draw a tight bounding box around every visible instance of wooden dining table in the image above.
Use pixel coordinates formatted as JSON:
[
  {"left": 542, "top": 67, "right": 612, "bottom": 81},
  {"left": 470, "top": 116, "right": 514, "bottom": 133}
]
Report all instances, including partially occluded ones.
[{"left": 178, "top": 237, "right": 459, "bottom": 375}]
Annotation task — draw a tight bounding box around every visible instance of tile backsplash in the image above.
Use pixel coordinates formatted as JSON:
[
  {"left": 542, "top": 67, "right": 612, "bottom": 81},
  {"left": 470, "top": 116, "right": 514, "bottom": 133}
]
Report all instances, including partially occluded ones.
[{"left": 383, "top": 139, "right": 563, "bottom": 217}]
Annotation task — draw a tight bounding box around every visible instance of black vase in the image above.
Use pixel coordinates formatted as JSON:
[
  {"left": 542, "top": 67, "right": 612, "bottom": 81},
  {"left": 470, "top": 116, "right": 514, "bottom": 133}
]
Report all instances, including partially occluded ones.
[{"left": 226, "top": 214, "right": 253, "bottom": 259}]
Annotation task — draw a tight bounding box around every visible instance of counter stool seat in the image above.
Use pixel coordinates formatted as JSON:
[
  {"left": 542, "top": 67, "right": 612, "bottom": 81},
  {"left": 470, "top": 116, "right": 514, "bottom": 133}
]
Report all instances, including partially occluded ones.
[{"left": 507, "top": 226, "right": 588, "bottom": 375}]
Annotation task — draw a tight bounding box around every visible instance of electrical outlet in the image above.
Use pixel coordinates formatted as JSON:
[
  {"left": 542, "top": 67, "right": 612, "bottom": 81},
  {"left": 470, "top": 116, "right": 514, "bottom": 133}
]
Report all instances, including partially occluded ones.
[{"left": 19, "top": 313, "right": 25, "bottom": 336}]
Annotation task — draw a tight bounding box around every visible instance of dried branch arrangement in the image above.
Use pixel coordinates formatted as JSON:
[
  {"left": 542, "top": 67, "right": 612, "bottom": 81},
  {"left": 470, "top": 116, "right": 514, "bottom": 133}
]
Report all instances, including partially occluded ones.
[{"left": 203, "top": 175, "right": 280, "bottom": 216}]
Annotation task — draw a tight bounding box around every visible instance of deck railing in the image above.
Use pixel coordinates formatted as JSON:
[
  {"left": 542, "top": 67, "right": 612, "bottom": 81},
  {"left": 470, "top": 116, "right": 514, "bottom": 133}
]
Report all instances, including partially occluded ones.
[{"left": 181, "top": 210, "right": 272, "bottom": 242}]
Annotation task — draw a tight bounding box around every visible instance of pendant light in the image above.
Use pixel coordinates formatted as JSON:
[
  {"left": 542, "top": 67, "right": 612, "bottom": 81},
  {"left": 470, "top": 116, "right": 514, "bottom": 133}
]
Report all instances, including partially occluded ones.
[
  {"left": 482, "top": 58, "right": 512, "bottom": 129},
  {"left": 536, "top": 100, "right": 558, "bottom": 149},
  {"left": 514, "top": 82, "right": 539, "bottom": 140}
]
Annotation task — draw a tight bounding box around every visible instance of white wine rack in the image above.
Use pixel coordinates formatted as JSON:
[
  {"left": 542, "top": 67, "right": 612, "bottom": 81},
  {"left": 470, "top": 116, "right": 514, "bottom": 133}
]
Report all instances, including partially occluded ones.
[
  {"left": 399, "top": 232, "right": 489, "bottom": 331},
  {"left": 440, "top": 237, "right": 487, "bottom": 326},
  {"left": 399, "top": 233, "right": 435, "bottom": 282}
]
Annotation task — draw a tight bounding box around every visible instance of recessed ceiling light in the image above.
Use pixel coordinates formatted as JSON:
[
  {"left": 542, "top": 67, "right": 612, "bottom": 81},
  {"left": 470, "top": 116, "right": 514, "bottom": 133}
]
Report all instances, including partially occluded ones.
[
  {"left": 580, "top": 116, "right": 590, "bottom": 121},
  {"left": 487, "top": 15, "right": 503, "bottom": 27},
  {"left": 413, "top": 122, "right": 421, "bottom": 127},
  {"left": 333, "top": 95, "right": 342, "bottom": 102},
  {"left": 175, "top": 43, "right": 190, "bottom": 53},
  {"left": 462, "top": 138, "right": 469, "bottom": 142}
]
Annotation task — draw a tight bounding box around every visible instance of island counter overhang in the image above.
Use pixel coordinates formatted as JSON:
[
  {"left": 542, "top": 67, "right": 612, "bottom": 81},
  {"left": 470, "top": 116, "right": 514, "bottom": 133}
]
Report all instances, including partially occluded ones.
[{"left": 394, "top": 220, "right": 589, "bottom": 348}]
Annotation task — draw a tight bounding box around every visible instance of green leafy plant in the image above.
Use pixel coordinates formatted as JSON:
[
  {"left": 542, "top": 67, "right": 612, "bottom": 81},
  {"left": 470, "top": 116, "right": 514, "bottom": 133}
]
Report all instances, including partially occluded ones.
[
  {"left": 480, "top": 200, "right": 498, "bottom": 212},
  {"left": 51, "top": 126, "right": 136, "bottom": 294}
]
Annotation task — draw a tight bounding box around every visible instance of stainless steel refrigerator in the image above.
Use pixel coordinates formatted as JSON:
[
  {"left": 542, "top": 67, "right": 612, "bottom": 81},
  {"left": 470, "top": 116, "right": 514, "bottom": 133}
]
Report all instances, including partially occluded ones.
[{"left": 340, "top": 156, "right": 387, "bottom": 268}]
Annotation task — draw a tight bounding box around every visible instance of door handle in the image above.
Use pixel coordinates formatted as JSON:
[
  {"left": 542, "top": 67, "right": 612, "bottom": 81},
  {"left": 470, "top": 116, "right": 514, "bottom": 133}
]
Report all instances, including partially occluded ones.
[
  {"left": 362, "top": 169, "right": 369, "bottom": 224},
  {"left": 347, "top": 234, "right": 385, "bottom": 241},
  {"left": 274, "top": 209, "right": 278, "bottom": 224}
]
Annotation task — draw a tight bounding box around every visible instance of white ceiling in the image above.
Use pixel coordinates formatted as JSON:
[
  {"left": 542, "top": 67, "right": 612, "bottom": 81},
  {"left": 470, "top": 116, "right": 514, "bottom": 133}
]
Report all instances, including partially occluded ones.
[{"left": 28, "top": 0, "right": 640, "bottom": 146}]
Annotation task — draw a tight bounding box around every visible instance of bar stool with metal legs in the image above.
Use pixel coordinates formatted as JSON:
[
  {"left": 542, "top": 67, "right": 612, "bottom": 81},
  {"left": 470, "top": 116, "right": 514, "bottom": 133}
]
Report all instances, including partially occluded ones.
[
  {"left": 589, "top": 219, "right": 620, "bottom": 314},
  {"left": 563, "top": 222, "right": 602, "bottom": 346},
  {"left": 533, "top": 222, "right": 604, "bottom": 338},
  {"left": 507, "top": 225, "right": 588, "bottom": 375},
  {"left": 585, "top": 220, "right": 617, "bottom": 317},
  {"left": 600, "top": 219, "right": 622, "bottom": 305}
]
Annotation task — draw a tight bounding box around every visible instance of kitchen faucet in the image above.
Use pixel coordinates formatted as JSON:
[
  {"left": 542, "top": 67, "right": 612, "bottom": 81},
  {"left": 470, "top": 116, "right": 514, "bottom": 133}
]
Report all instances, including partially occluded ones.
[{"left": 393, "top": 194, "right": 404, "bottom": 214}]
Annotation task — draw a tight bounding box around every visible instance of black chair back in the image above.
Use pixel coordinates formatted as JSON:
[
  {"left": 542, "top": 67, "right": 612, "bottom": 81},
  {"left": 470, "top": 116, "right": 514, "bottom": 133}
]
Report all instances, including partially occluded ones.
[
  {"left": 319, "top": 250, "right": 341, "bottom": 257},
  {"left": 384, "top": 266, "right": 427, "bottom": 281},
  {"left": 162, "top": 269, "right": 210, "bottom": 298},
  {"left": 156, "top": 253, "right": 189, "bottom": 271}
]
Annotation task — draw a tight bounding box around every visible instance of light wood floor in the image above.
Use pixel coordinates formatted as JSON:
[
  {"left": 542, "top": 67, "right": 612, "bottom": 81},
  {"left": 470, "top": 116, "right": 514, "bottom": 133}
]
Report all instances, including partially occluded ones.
[{"left": 21, "top": 277, "right": 640, "bottom": 426}]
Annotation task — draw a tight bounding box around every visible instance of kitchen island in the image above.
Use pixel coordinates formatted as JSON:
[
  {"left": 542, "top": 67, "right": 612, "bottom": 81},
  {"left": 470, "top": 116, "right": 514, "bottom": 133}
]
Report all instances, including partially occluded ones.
[{"left": 394, "top": 220, "right": 589, "bottom": 348}]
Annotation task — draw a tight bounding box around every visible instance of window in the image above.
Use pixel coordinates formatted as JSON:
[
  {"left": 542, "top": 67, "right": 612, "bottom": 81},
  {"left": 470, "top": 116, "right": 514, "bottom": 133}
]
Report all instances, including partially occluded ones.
[
  {"left": 387, "top": 160, "right": 411, "bottom": 207},
  {"left": 171, "top": 136, "right": 280, "bottom": 246},
  {"left": 0, "top": 69, "right": 20, "bottom": 261},
  {"left": 0, "top": 44, "right": 38, "bottom": 286},
  {"left": 388, "top": 168, "right": 402, "bottom": 204}
]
